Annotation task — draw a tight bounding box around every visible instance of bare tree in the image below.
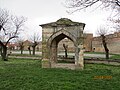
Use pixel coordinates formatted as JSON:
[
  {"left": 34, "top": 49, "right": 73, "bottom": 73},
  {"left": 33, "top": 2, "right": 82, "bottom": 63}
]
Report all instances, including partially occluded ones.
[
  {"left": 0, "top": 8, "right": 26, "bottom": 61},
  {"left": 109, "top": 18, "right": 120, "bottom": 32},
  {"left": 63, "top": 43, "right": 68, "bottom": 58},
  {"left": 65, "top": 0, "right": 120, "bottom": 32},
  {"left": 65, "top": 0, "right": 120, "bottom": 14},
  {"left": 16, "top": 37, "right": 25, "bottom": 54},
  {"left": 28, "top": 45, "right": 31, "bottom": 55},
  {"left": 29, "top": 33, "right": 41, "bottom": 55},
  {"left": 96, "top": 26, "right": 109, "bottom": 59},
  {"left": 0, "top": 8, "right": 9, "bottom": 34}
]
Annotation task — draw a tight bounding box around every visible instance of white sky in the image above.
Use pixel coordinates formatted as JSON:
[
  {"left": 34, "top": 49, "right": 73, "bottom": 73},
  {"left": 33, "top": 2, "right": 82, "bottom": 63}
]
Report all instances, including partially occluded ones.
[{"left": 0, "top": 0, "right": 112, "bottom": 38}]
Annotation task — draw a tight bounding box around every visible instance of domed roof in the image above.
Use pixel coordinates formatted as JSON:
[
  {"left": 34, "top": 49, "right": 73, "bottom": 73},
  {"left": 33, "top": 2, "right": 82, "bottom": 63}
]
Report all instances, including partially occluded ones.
[
  {"left": 56, "top": 18, "right": 73, "bottom": 24},
  {"left": 56, "top": 18, "right": 84, "bottom": 25}
]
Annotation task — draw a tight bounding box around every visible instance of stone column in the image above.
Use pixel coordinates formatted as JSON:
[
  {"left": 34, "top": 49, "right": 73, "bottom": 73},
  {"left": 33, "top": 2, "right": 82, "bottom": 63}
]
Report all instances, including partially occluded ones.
[
  {"left": 75, "top": 45, "right": 79, "bottom": 69},
  {"left": 78, "top": 44, "right": 84, "bottom": 69},
  {"left": 75, "top": 44, "right": 84, "bottom": 70},
  {"left": 41, "top": 40, "right": 51, "bottom": 68},
  {"left": 51, "top": 40, "right": 57, "bottom": 63}
]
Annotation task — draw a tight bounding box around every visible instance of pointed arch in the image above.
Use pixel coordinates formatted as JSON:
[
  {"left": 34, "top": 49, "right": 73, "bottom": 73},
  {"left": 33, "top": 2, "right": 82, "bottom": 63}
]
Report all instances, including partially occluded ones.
[{"left": 47, "top": 30, "right": 76, "bottom": 47}]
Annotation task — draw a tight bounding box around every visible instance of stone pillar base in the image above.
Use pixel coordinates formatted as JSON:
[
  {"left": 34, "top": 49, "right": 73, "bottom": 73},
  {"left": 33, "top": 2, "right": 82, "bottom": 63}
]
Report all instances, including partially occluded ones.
[
  {"left": 41, "top": 59, "right": 51, "bottom": 68},
  {"left": 75, "top": 45, "right": 84, "bottom": 70},
  {"left": 75, "top": 64, "right": 84, "bottom": 70}
]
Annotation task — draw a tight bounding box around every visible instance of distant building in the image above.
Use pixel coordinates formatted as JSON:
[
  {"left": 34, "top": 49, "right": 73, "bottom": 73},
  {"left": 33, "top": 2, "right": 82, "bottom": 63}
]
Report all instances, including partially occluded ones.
[
  {"left": 23, "top": 40, "right": 32, "bottom": 50},
  {"left": 58, "top": 38, "right": 75, "bottom": 53},
  {"left": 92, "top": 32, "right": 120, "bottom": 54},
  {"left": 2, "top": 31, "right": 120, "bottom": 54},
  {"left": 58, "top": 32, "right": 120, "bottom": 54},
  {"left": 0, "top": 42, "right": 18, "bottom": 50},
  {"left": 83, "top": 33, "right": 93, "bottom": 52},
  {"left": 57, "top": 33, "right": 93, "bottom": 53},
  {"left": 22, "top": 40, "right": 42, "bottom": 51},
  {"left": 2, "top": 40, "right": 42, "bottom": 51}
]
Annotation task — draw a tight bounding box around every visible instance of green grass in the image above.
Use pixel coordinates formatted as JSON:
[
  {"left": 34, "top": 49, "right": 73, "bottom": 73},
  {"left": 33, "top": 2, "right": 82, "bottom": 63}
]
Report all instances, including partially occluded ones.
[
  {"left": 110, "top": 54, "right": 120, "bottom": 59},
  {"left": 0, "top": 58, "right": 120, "bottom": 90},
  {"left": 84, "top": 52, "right": 120, "bottom": 60}
]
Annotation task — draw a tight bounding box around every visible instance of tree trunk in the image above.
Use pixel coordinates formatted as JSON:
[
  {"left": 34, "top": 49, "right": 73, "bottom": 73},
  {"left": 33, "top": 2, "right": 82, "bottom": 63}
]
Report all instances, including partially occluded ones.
[
  {"left": 21, "top": 49, "right": 23, "bottom": 54},
  {"left": 20, "top": 46, "right": 24, "bottom": 54},
  {"left": 0, "top": 46, "right": 2, "bottom": 56},
  {"left": 32, "top": 46, "right": 36, "bottom": 55},
  {"left": 63, "top": 44, "right": 68, "bottom": 58},
  {"left": 105, "top": 49, "right": 109, "bottom": 59},
  {"left": 28, "top": 46, "right": 31, "bottom": 55},
  {"left": 102, "top": 35, "right": 109, "bottom": 59},
  {"left": 65, "top": 50, "right": 68, "bottom": 58},
  {"left": 1, "top": 46, "right": 8, "bottom": 61}
]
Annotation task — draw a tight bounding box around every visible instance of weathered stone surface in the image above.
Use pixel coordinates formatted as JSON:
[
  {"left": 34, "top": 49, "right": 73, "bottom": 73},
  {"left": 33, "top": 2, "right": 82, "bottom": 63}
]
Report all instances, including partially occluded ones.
[
  {"left": 41, "top": 59, "right": 51, "bottom": 68},
  {"left": 40, "top": 18, "right": 85, "bottom": 70}
]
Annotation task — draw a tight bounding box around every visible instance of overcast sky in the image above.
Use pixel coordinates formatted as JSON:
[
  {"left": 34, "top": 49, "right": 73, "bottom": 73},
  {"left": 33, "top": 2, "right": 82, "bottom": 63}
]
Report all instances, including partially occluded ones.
[{"left": 0, "top": 0, "right": 112, "bottom": 38}]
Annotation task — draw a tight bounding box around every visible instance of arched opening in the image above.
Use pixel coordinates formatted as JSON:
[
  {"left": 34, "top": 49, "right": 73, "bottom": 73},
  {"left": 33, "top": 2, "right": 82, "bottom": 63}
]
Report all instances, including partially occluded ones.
[
  {"left": 41, "top": 18, "right": 85, "bottom": 69},
  {"left": 48, "top": 30, "right": 77, "bottom": 65},
  {"left": 57, "top": 37, "right": 75, "bottom": 63}
]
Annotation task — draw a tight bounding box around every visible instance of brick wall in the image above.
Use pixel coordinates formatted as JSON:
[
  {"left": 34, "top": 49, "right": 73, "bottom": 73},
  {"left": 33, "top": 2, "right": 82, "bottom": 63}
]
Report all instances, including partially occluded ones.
[{"left": 92, "top": 32, "right": 120, "bottom": 54}]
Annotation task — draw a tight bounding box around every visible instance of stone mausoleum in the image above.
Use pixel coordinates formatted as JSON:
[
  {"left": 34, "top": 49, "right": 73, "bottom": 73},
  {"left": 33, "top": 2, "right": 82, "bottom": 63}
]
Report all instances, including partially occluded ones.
[{"left": 40, "top": 18, "right": 85, "bottom": 70}]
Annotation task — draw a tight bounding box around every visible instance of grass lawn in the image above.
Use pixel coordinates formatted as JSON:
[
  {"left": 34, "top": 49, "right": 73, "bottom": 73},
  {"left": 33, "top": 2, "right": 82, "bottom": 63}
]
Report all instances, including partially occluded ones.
[
  {"left": 110, "top": 54, "right": 120, "bottom": 59},
  {"left": 0, "top": 58, "right": 120, "bottom": 90},
  {"left": 84, "top": 52, "right": 120, "bottom": 60}
]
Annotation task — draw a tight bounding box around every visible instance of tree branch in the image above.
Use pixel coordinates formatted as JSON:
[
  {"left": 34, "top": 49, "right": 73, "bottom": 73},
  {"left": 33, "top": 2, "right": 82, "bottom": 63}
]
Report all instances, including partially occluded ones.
[
  {"left": 5, "top": 36, "right": 18, "bottom": 46},
  {"left": 0, "top": 40, "right": 4, "bottom": 47}
]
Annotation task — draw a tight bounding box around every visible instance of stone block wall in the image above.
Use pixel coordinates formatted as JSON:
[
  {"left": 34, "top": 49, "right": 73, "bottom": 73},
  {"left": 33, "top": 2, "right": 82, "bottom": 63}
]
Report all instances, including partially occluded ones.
[{"left": 40, "top": 18, "right": 85, "bottom": 70}]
